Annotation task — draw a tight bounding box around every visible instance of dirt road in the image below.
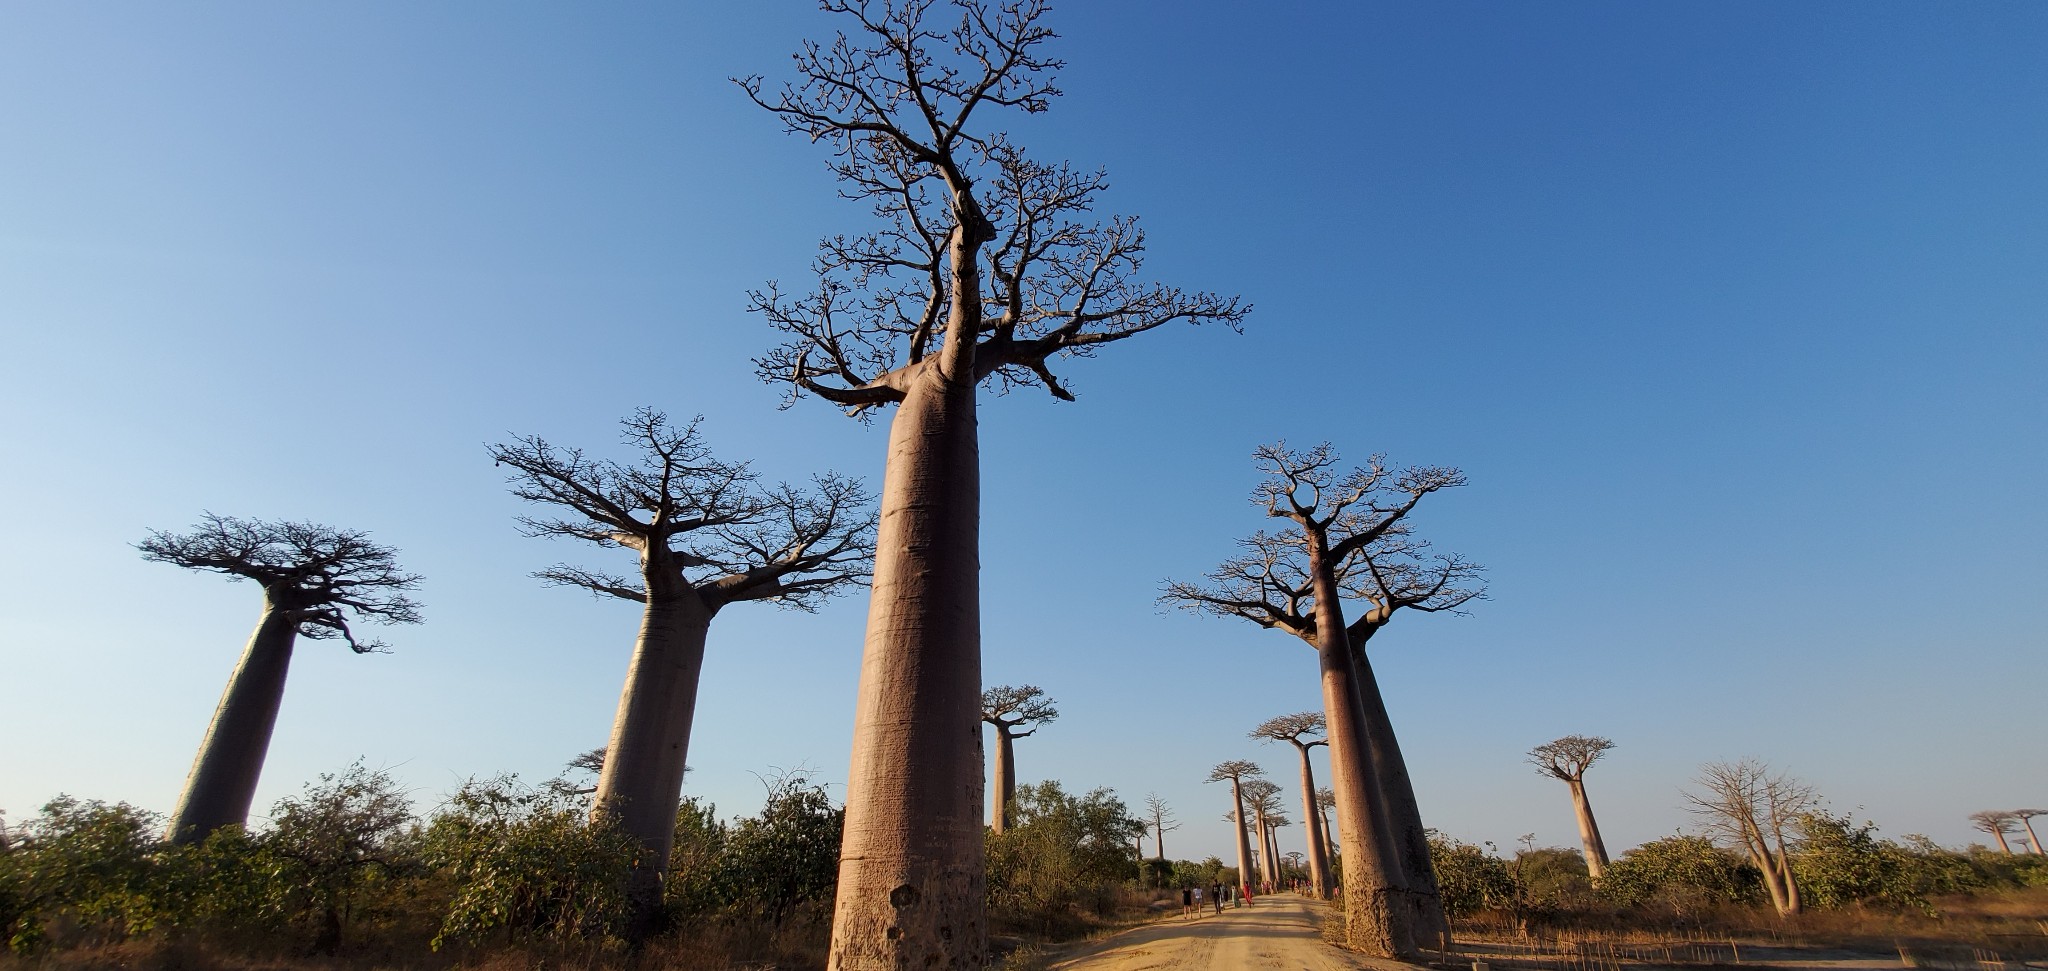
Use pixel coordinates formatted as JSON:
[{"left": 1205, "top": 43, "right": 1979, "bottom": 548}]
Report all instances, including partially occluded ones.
[{"left": 1047, "top": 896, "right": 1392, "bottom": 971}]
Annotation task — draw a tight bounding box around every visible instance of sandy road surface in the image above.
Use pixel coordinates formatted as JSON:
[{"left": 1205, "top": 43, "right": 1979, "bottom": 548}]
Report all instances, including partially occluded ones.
[{"left": 1047, "top": 896, "right": 1394, "bottom": 971}]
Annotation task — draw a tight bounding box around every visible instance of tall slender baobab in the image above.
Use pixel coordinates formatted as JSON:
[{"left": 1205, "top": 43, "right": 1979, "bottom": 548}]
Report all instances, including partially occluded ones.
[
  {"left": 139, "top": 515, "right": 421, "bottom": 844},
  {"left": 1165, "top": 444, "right": 1474, "bottom": 957},
  {"left": 1254, "top": 711, "right": 1333, "bottom": 897},
  {"left": 1970, "top": 811, "right": 2020, "bottom": 854},
  {"left": 1317, "top": 786, "right": 1339, "bottom": 868},
  {"left": 981, "top": 685, "right": 1057, "bottom": 833},
  {"left": 1143, "top": 793, "right": 1180, "bottom": 861},
  {"left": 1207, "top": 761, "right": 1263, "bottom": 898},
  {"left": 2012, "top": 810, "right": 2047, "bottom": 855},
  {"left": 1529, "top": 735, "right": 1616, "bottom": 881},
  {"left": 490, "top": 409, "right": 875, "bottom": 936},
  {"left": 1686, "top": 759, "right": 1814, "bottom": 916},
  {"left": 1241, "top": 779, "right": 1286, "bottom": 885},
  {"left": 741, "top": 4, "right": 1245, "bottom": 965}
]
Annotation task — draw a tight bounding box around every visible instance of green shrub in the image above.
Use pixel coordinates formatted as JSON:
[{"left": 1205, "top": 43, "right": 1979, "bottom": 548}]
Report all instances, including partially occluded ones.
[
  {"left": 421, "top": 773, "right": 638, "bottom": 949},
  {"left": 986, "top": 782, "right": 1143, "bottom": 921},
  {"left": 1599, "top": 835, "right": 1760, "bottom": 912}
]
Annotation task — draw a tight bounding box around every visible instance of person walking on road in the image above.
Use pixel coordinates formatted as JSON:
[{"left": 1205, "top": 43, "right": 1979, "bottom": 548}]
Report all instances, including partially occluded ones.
[
  {"left": 1181, "top": 885, "right": 1192, "bottom": 919},
  {"left": 1211, "top": 881, "right": 1224, "bottom": 914}
]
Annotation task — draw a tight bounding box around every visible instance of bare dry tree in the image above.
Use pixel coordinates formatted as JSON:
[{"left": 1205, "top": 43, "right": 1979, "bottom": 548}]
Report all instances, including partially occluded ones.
[
  {"left": 1163, "top": 444, "right": 1476, "bottom": 956},
  {"left": 1253, "top": 711, "right": 1333, "bottom": 898},
  {"left": 1207, "top": 760, "right": 1264, "bottom": 900},
  {"left": 980, "top": 684, "right": 1057, "bottom": 833},
  {"left": 1143, "top": 792, "right": 1180, "bottom": 861},
  {"left": 1685, "top": 759, "right": 1816, "bottom": 916},
  {"left": 1529, "top": 735, "right": 1617, "bottom": 881},
  {"left": 490, "top": 408, "right": 875, "bottom": 937},
  {"left": 1970, "top": 810, "right": 2021, "bottom": 854},
  {"left": 2011, "top": 809, "right": 2047, "bottom": 856},
  {"left": 738, "top": 3, "right": 1246, "bottom": 963},
  {"left": 138, "top": 514, "right": 421, "bottom": 844}
]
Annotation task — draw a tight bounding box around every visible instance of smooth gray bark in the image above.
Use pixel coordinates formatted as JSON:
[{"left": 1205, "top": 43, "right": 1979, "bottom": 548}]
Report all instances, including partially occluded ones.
[
  {"left": 590, "top": 559, "right": 714, "bottom": 937},
  {"left": 829, "top": 371, "right": 985, "bottom": 970},
  {"left": 166, "top": 592, "right": 299, "bottom": 844}
]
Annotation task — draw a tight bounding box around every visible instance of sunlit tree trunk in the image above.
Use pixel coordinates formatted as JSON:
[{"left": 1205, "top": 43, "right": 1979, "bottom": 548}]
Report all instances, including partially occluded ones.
[
  {"left": 166, "top": 590, "right": 298, "bottom": 844},
  {"left": 1350, "top": 639, "right": 1447, "bottom": 942},
  {"left": 1293, "top": 747, "right": 1332, "bottom": 898},
  {"left": 829, "top": 365, "right": 985, "bottom": 970},
  {"left": 1310, "top": 539, "right": 1415, "bottom": 956},
  {"left": 591, "top": 555, "right": 714, "bottom": 938},
  {"left": 1230, "top": 777, "right": 1256, "bottom": 897},
  {"left": 1566, "top": 778, "right": 1610, "bottom": 880},
  {"left": 990, "top": 727, "right": 1016, "bottom": 833}
]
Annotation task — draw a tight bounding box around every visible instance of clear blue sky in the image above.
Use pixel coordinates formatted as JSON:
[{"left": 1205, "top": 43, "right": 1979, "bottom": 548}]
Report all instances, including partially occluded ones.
[{"left": 2, "top": 2, "right": 2043, "bottom": 864}]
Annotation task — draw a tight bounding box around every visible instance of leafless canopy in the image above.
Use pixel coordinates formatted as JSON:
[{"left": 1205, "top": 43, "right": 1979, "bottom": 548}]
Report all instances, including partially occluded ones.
[
  {"left": 1970, "top": 811, "right": 2019, "bottom": 837},
  {"left": 1143, "top": 793, "right": 1179, "bottom": 833},
  {"left": 1251, "top": 711, "right": 1328, "bottom": 751},
  {"left": 739, "top": 0, "right": 1247, "bottom": 416},
  {"left": 981, "top": 683, "right": 1058, "bottom": 735},
  {"left": 1207, "top": 759, "right": 1263, "bottom": 786},
  {"left": 1529, "top": 735, "right": 1615, "bottom": 783},
  {"left": 1161, "top": 443, "right": 1483, "bottom": 646},
  {"left": 1684, "top": 759, "right": 1816, "bottom": 849},
  {"left": 1316, "top": 786, "right": 1336, "bottom": 812},
  {"left": 137, "top": 514, "right": 422, "bottom": 653},
  {"left": 1241, "top": 779, "right": 1284, "bottom": 812},
  {"left": 489, "top": 408, "right": 877, "bottom": 611}
]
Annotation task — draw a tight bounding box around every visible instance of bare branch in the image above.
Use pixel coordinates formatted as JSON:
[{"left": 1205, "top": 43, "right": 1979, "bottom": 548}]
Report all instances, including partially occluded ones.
[
  {"left": 138, "top": 513, "right": 423, "bottom": 648},
  {"left": 981, "top": 684, "right": 1058, "bottom": 733},
  {"left": 1528, "top": 735, "right": 1614, "bottom": 782}
]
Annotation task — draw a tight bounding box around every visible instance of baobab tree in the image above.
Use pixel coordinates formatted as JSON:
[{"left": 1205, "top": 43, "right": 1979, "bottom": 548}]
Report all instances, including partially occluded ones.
[
  {"left": 740, "top": 4, "right": 1246, "bottom": 965},
  {"left": 1970, "top": 811, "right": 2020, "bottom": 854},
  {"left": 1242, "top": 779, "right": 1286, "bottom": 885},
  {"left": 981, "top": 684, "right": 1057, "bottom": 833},
  {"left": 1143, "top": 793, "right": 1180, "bottom": 861},
  {"left": 490, "top": 409, "right": 875, "bottom": 936},
  {"left": 2012, "top": 809, "right": 2047, "bottom": 855},
  {"left": 1254, "top": 711, "right": 1332, "bottom": 898},
  {"left": 1207, "top": 760, "right": 1263, "bottom": 899},
  {"left": 1165, "top": 444, "right": 1475, "bottom": 957},
  {"left": 1529, "top": 735, "right": 1616, "bottom": 880},
  {"left": 139, "top": 514, "right": 421, "bottom": 844},
  {"left": 1685, "top": 759, "right": 1815, "bottom": 916},
  {"left": 1317, "top": 786, "right": 1339, "bottom": 868}
]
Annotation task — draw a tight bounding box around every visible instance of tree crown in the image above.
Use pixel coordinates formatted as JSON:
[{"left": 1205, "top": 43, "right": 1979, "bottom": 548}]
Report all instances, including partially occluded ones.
[
  {"left": 741, "top": 0, "right": 1245, "bottom": 416},
  {"left": 490, "top": 408, "right": 877, "bottom": 612},
  {"left": 1529, "top": 735, "right": 1615, "bottom": 782},
  {"left": 1162, "top": 442, "right": 1483, "bottom": 646},
  {"left": 1250, "top": 711, "right": 1327, "bottom": 749},
  {"left": 1205, "top": 760, "right": 1262, "bottom": 785},
  {"left": 137, "top": 513, "right": 422, "bottom": 653},
  {"left": 981, "top": 683, "right": 1058, "bottom": 733}
]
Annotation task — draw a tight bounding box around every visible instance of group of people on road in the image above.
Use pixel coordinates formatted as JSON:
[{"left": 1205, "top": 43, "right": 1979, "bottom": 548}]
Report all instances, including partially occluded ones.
[{"left": 1178, "top": 881, "right": 1251, "bottom": 918}]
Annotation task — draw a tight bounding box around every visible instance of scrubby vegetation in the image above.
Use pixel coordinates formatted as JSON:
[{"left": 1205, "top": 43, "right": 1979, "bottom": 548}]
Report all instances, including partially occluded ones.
[
  {"left": 1429, "top": 820, "right": 2048, "bottom": 958},
  {"left": 0, "top": 767, "right": 1162, "bottom": 969}
]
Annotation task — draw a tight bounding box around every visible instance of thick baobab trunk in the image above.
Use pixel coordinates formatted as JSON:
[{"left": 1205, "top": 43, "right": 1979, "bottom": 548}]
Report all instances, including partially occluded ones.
[
  {"left": 990, "top": 728, "right": 1016, "bottom": 833},
  {"left": 1310, "top": 534, "right": 1416, "bottom": 958},
  {"left": 1294, "top": 747, "right": 1332, "bottom": 898},
  {"left": 1267, "top": 822, "right": 1282, "bottom": 884},
  {"left": 828, "top": 370, "right": 985, "bottom": 971},
  {"left": 1317, "top": 636, "right": 1414, "bottom": 956},
  {"left": 1991, "top": 828, "right": 2014, "bottom": 854},
  {"left": 1154, "top": 820, "right": 1166, "bottom": 860},
  {"left": 2020, "top": 817, "right": 2044, "bottom": 855},
  {"left": 1351, "top": 642, "right": 1447, "bottom": 942},
  {"left": 1566, "top": 778, "right": 1610, "bottom": 880},
  {"left": 1229, "top": 777, "right": 1256, "bottom": 898},
  {"left": 590, "top": 576, "right": 713, "bottom": 939},
  {"left": 166, "top": 594, "right": 298, "bottom": 844}
]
